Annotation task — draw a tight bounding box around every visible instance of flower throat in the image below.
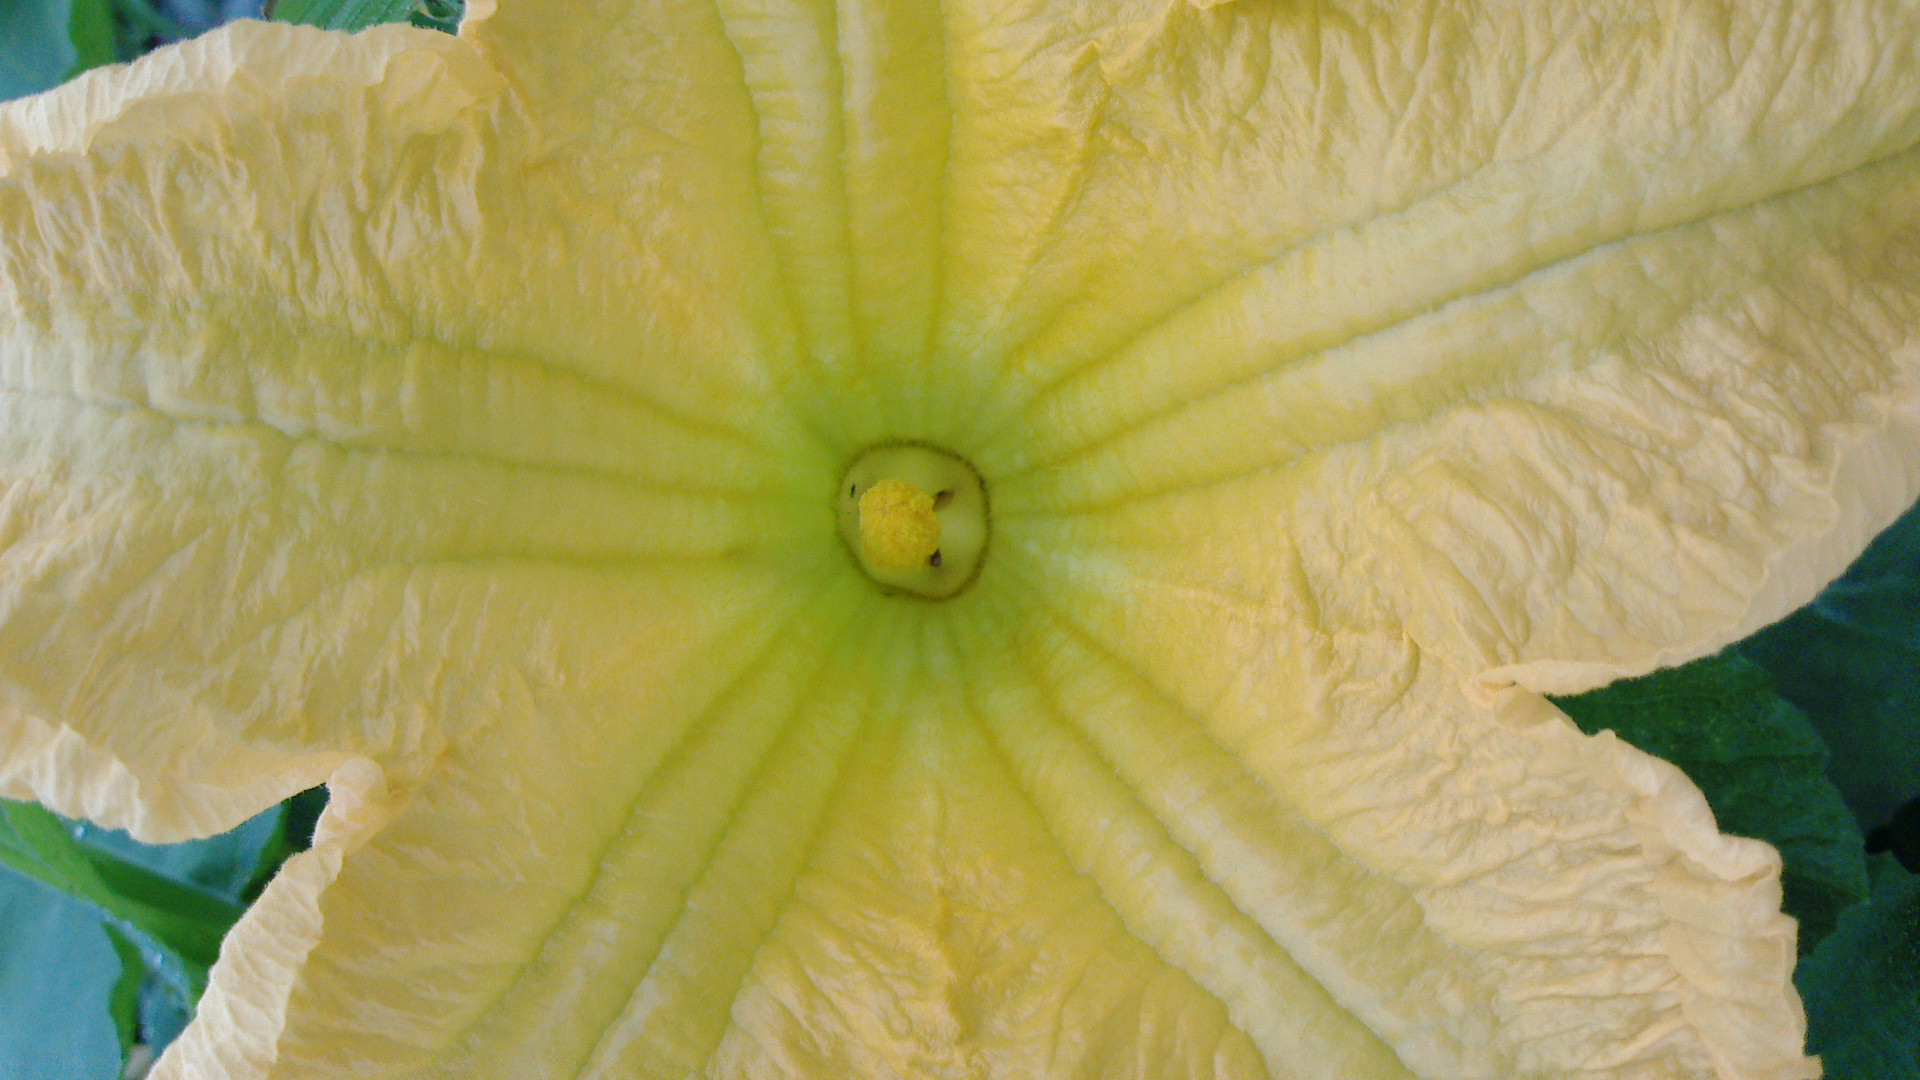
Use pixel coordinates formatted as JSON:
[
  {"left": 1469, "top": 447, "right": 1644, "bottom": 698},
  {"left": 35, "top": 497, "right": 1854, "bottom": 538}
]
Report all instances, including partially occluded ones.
[{"left": 836, "top": 443, "right": 987, "bottom": 600}]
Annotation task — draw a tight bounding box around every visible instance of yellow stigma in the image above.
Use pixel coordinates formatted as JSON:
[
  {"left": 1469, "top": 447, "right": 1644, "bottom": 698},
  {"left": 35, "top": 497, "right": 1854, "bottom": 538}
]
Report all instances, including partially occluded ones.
[{"left": 858, "top": 478, "right": 942, "bottom": 574}]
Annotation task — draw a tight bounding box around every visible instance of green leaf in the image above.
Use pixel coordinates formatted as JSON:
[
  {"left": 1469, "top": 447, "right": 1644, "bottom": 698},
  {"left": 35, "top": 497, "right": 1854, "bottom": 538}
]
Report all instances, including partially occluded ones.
[
  {"left": 237, "top": 785, "right": 328, "bottom": 902},
  {"left": 1798, "top": 855, "right": 1920, "bottom": 1079},
  {"left": 1552, "top": 651, "right": 1871, "bottom": 952},
  {"left": 74, "top": 800, "right": 297, "bottom": 1029},
  {"left": 0, "top": 871, "right": 133, "bottom": 1080},
  {"left": 270, "top": 0, "right": 418, "bottom": 31},
  {"left": 409, "top": 0, "right": 461, "bottom": 32},
  {"left": 0, "top": 800, "right": 244, "bottom": 994},
  {"left": 0, "top": 0, "right": 78, "bottom": 102},
  {"left": 0, "top": 799, "right": 292, "bottom": 1069},
  {"left": 0, "top": 798, "right": 107, "bottom": 896},
  {"left": 79, "top": 801, "right": 287, "bottom": 901},
  {"left": 1742, "top": 495, "right": 1920, "bottom": 834},
  {"left": 101, "top": 924, "right": 146, "bottom": 1056},
  {"left": 112, "top": 0, "right": 191, "bottom": 44},
  {"left": 66, "top": 0, "right": 119, "bottom": 77}
]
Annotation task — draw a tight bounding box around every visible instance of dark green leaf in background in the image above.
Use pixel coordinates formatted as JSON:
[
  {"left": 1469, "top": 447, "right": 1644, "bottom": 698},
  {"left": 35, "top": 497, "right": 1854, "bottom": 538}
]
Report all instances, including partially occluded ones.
[
  {"left": 78, "top": 802, "right": 287, "bottom": 903},
  {"left": 3, "top": 0, "right": 270, "bottom": 105},
  {"left": 0, "top": 0, "right": 80, "bottom": 100},
  {"left": 0, "top": 872, "right": 132, "bottom": 1080},
  {"left": 102, "top": 924, "right": 146, "bottom": 1054},
  {"left": 0, "top": 800, "right": 242, "bottom": 994},
  {"left": 1743, "top": 497, "right": 1920, "bottom": 842},
  {"left": 408, "top": 0, "right": 459, "bottom": 32},
  {"left": 0, "top": 799, "right": 293, "bottom": 1075},
  {"left": 1798, "top": 855, "right": 1920, "bottom": 1079},
  {"left": 269, "top": 0, "right": 419, "bottom": 30},
  {"left": 72, "top": 802, "right": 288, "bottom": 1008},
  {"left": 1553, "top": 652, "right": 1871, "bottom": 952},
  {"left": 67, "top": 0, "right": 120, "bottom": 74},
  {"left": 115, "top": 0, "right": 193, "bottom": 45},
  {"left": 269, "top": 0, "right": 462, "bottom": 34}
]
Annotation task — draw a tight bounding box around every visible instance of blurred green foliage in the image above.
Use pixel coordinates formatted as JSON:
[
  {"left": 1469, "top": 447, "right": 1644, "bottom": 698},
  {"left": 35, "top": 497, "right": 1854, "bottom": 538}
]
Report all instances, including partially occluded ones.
[
  {"left": 268, "top": 0, "right": 462, "bottom": 33},
  {"left": 0, "top": 795, "right": 319, "bottom": 1078},
  {"left": 0, "top": 1, "right": 462, "bottom": 104},
  {"left": 0, "top": 0, "right": 88, "bottom": 99},
  {"left": 1554, "top": 652, "right": 1872, "bottom": 953},
  {"left": 1, "top": 0, "right": 235, "bottom": 102},
  {"left": 0, "top": 871, "right": 139, "bottom": 1080},
  {"left": 268, "top": 0, "right": 417, "bottom": 30},
  {"left": 1743, "top": 498, "right": 1920, "bottom": 835},
  {"left": 1800, "top": 855, "right": 1920, "bottom": 1079}
]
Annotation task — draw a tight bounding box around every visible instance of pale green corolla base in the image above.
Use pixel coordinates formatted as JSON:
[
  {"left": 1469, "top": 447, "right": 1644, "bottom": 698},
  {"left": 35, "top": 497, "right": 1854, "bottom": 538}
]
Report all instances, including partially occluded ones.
[{"left": 4, "top": 5, "right": 1920, "bottom": 1080}]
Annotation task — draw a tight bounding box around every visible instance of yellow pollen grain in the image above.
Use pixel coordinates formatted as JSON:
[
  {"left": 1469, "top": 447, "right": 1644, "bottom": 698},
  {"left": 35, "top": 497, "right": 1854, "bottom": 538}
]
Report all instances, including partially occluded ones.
[{"left": 859, "top": 478, "right": 942, "bottom": 574}]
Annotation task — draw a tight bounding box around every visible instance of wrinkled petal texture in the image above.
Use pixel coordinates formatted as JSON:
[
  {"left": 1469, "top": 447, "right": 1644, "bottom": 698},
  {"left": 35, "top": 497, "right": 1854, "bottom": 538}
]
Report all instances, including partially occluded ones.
[
  {"left": 0, "top": 20, "right": 809, "bottom": 840},
  {"left": 1, "top": 1, "right": 1918, "bottom": 1079}
]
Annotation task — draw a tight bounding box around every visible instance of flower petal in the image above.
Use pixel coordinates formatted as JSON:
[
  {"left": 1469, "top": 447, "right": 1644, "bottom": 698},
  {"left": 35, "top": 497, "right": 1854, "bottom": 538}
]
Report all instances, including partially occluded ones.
[
  {"left": 993, "top": 538, "right": 1815, "bottom": 1078},
  {"left": 0, "top": 21, "right": 805, "bottom": 841},
  {"left": 979, "top": 0, "right": 1920, "bottom": 690},
  {"left": 155, "top": 564, "right": 831, "bottom": 1080},
  {"left": 953, "top": 0, "right": 1920, "bottom": 408},
  {"left": 458, "top": 0, "right": 1001, "bottom": 450},
  {"left": 163, "top": 569, "right": 1818, "bottom": 1078},
  {"left": 488, "top": 0, "right": 1920, "bottom": 669},
  {"left": 5, "top": 5, "right": 1908, "bottom": 1079},
  {"left": 457, "top": 0, "right": 820, "bottom": 378}
]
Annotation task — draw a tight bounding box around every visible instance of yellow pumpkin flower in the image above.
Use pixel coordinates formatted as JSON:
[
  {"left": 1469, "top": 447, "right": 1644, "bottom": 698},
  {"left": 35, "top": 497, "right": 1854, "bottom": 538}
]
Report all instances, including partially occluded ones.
[{"left": 3, "top": 2, "right": 1918, "bottom": 1076}]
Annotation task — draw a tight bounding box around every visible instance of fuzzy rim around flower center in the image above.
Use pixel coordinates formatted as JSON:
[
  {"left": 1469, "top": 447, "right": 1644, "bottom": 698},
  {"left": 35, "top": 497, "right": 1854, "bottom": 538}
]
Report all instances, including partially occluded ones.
[{"left": 837, "top": 443, "right": 988, "bottom": 600}]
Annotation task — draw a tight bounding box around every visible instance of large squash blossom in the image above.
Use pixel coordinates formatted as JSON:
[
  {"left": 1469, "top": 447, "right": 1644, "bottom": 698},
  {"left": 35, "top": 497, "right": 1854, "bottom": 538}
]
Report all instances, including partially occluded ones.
[{"left": 3, "top": 1, "right": 1919, "bottom": 1077}]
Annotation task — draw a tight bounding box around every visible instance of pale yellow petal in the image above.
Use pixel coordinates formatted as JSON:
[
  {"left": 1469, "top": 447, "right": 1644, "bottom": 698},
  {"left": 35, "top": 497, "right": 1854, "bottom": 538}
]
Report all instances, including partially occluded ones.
[
  {"left": 460, "top": 0, "right": 991, "bottom": 451},
  {"left": 992, "top": 537, "right": 1813, "bottom": 1078},
  {"left": 457, "top": 0, "right": 812, "bottom": 394},
  {"left": 137, "top": 555, "right": 1818, "bottom": 1079},
  {"left": 978, "top": 0, "right": 1920, "bottom": 690},
  {"left": 706, "top": 694, "right": 1276, "bottom": 1080},
  {"left": 154, "top": 563, "right": 833, "bottom": 1080},
  {"left": 947, "top": 0, "right": 1920, "bottom": 405},
  {"left": 0, "top": 20, "right": 810, "bottom": 841}
]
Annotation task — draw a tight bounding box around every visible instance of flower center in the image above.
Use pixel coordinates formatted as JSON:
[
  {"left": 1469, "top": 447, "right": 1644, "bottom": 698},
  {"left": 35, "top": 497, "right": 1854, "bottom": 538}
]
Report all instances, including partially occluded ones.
[{"left": 837, "top": 443, "right": 987, "bottom": 599}]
